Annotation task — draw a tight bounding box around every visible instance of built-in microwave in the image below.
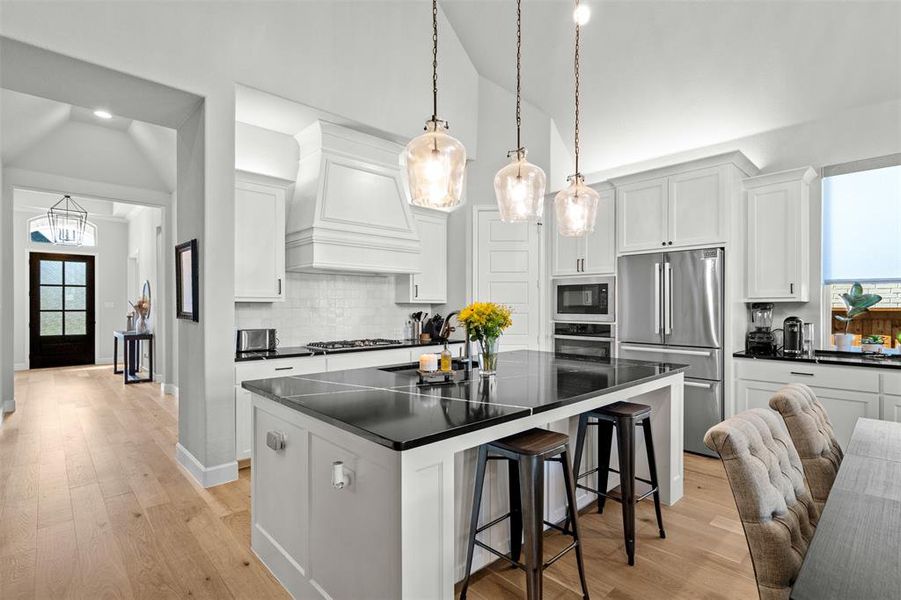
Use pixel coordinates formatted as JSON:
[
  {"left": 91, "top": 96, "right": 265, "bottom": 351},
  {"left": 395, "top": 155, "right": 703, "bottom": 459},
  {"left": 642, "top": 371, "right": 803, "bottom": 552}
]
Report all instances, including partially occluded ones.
[{"left": 553, "top": 276, "right": 615, "bottom": 323}]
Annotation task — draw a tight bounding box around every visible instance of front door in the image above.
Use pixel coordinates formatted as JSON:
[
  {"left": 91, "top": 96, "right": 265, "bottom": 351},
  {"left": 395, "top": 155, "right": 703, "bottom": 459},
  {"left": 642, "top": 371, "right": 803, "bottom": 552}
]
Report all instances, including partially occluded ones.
[{"left": 29, "top": 252, "right": 95, "bottom": 368}]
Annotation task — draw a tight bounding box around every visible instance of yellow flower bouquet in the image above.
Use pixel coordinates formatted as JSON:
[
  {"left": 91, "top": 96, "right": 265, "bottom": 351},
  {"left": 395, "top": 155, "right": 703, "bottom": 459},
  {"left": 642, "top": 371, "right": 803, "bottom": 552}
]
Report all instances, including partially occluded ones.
[{"left": 457, "top": 302, "right": 512, "bottom": 375}]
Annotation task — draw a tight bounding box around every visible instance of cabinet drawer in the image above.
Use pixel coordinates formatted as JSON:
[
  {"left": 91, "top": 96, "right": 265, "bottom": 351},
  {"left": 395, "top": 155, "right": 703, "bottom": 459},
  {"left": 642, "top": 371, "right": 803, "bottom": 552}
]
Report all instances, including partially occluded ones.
[
  {"left": 326, "top": 348, "right": 413, "bottom": 372},
  {"left": 734, "top": 359, "right": 879, "bottom": 393},
  {"left": 883, "top": 372, "right": 901, "bottom": 396},
  {"left": 235, "top": 356, "right": 327, "bottom": 384}
]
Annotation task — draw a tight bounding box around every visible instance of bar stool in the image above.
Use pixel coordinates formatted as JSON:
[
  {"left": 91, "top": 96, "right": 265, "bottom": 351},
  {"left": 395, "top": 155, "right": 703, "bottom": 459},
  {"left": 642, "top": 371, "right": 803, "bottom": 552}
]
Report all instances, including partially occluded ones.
[
  {"left": 569, "top": 401, "right": 665, "bottom": 566},
  {"left": 459, "top": 428, "right": 590, "bottom": 600}
]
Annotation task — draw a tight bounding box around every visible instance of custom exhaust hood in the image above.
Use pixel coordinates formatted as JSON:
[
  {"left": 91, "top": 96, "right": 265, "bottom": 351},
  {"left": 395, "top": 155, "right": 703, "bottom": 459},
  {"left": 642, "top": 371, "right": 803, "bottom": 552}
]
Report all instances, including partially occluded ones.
[{"left": 286, "top": 120, "right": 421, "bottom": 274}]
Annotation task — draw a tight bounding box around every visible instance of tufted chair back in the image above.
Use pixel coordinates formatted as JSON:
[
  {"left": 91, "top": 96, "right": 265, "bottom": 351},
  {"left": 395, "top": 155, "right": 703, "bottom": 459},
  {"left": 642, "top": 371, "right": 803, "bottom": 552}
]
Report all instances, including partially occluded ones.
[
  {"left": 704, "top": 408, "right": 819, "bottom": 600},
  {"left": 768, "top": 383, "right": 843, "bottom": 516}
]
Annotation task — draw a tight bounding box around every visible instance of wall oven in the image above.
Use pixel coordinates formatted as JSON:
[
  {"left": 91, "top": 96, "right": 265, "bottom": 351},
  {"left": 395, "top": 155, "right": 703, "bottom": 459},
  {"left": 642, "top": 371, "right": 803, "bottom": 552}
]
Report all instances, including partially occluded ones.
[
  {"left": 553, "top": 276, "right": 615, "bottom": 323},
  {"left": 553, "top": 322, "right": 614, "bottom": 361}
]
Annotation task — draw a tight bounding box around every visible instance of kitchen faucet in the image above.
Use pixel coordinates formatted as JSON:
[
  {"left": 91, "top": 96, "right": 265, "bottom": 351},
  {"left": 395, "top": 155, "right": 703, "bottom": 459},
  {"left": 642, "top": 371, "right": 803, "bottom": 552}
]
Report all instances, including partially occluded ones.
[{"left": 440, "top": 311, "right": 473, "bottom": 369}]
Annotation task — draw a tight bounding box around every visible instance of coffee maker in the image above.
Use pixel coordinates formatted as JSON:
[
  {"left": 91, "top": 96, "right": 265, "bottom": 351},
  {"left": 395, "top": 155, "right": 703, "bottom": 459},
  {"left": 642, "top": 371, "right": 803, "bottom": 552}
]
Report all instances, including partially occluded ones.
[
  {"left": 746, "top": 303, "right": 777, "bottom": 356},
  {"left": 783, "top": 316, "right": 804, "bottom": 357}
]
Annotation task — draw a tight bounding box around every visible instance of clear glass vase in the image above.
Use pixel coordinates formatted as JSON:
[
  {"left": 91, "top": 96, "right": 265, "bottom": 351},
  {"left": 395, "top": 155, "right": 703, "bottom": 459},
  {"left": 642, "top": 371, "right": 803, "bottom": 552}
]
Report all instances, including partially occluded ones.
[{"left": 479, "top": 336, "right": 499, "bottom": 376}]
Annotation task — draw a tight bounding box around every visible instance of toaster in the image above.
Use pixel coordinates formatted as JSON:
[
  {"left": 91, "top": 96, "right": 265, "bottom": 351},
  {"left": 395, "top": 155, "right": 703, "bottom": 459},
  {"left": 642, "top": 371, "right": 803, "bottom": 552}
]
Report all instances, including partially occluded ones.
[{"left": 236, "top": 328, "right": 278, "bottom": 353}]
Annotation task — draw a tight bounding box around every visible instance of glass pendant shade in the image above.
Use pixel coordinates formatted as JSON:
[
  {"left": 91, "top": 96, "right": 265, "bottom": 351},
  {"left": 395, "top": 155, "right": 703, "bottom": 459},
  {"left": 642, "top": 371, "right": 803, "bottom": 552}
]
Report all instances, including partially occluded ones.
[
  {"left": 494, "top": 150, "right": 546, "bottom": 222},
  {"left": 554, "top": 174, "right": 599, "bottom": 237},
  {"left": 47, "top": 195, "right": 88, "bottom": 246},
  {"left": 404, "top": 120, "right": 467, "bottom": 211}
]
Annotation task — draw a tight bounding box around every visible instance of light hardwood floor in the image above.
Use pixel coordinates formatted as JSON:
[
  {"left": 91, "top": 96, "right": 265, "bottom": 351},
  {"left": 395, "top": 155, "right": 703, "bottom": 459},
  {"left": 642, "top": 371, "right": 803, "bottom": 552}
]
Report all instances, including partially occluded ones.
[{"left": 1, "top": 366, "right": 758, "bottom": 599}]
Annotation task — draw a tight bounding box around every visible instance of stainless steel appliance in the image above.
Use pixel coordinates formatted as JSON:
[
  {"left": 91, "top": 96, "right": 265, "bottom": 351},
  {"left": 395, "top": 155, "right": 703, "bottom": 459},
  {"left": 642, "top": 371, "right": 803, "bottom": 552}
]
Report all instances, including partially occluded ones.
[
  {"left": 554, "top": 322, "right": 614, "bottom": 361},
  {"left": 553, "top": 276, "right": 615, "bottom": 323},
  {"left": 783, "top": 316, "right": 804, "bottom": 357},
  {"left": 236, "top": 328, "right": 278, "bottom": 353},
  {"left": 746, "top": 302, "right": 778, "bottom": 356},
  {"left": 617, "top": 248, "right": 724, "bottom": 457},
  {"left": 305, "top": 338, "right": 403, "bottom": 352}
]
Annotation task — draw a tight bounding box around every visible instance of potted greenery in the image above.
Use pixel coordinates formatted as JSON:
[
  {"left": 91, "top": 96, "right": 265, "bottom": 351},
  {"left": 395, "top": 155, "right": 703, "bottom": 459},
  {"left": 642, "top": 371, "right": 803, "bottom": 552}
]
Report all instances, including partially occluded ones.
[
  {"left": 458, "top": 302, "right": 512, "bottom": 376},
  {"left": 834, "top": 282, "right": 882, "bottom": 350},
  {"left": 860, "top": 335, "right": 886, "bottom": 354}
]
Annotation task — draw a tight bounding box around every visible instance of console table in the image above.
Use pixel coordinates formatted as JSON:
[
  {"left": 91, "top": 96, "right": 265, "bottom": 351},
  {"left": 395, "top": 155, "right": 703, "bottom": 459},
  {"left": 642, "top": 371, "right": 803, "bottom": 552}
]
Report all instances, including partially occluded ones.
[{"left": 113, "top": 330, "right": 153, "bottom": 384}]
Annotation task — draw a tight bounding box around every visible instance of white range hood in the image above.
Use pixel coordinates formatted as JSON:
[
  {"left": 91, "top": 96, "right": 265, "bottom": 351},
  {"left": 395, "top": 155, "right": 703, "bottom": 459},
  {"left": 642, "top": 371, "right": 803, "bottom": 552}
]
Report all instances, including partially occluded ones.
[{"left": 285, "top": 120, "right": 421, "bottom": 274}]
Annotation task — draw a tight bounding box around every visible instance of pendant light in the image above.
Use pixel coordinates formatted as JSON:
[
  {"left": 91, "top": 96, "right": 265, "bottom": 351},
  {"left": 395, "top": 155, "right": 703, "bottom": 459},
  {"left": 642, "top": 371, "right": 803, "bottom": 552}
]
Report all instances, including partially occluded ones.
[
  {"left": 554, "top": 0, "right": 599, "bottom": 237},
  {"left": 494, "top": 0, "right": 546, "bottom": 222},
  {"left": 47, "top": 194, "right": 88, "bottom": 246},
  {"left": 404, "top": 0, "right": 467, "bottom": 211}
]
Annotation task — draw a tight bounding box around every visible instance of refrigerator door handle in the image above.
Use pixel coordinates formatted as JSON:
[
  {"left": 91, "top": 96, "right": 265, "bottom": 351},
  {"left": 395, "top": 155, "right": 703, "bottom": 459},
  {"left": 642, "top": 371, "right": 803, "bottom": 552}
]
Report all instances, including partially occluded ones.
[
  {"left": 653, "top": 262, "right": 661, "bottom": 334},
  {"left": 684, "top": 380, "right": 713, "bottom": 389},
  {"left": 619, "top": 344, "right": 713, "bottom": 357},
  {"left": 663, "top": 262, "right": 673, "bottom": 335}
]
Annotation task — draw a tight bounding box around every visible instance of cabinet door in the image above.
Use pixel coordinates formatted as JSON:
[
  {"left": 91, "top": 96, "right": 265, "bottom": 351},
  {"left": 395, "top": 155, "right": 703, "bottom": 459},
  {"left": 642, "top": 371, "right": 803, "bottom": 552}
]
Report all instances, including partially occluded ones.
[
  {"left": 616, "top": 177, "right": 668, "bottom": 253},
  {"left": 235, "top": 386, "right": 252, "bottom": 460},
  {"left": 325, "top": 348, "right": 413, "bottom": 372},
  {"left": 412, "top": 212, "right": 447, "bottom": 303},
  {"left": 553, "top": 227, "right": 584, "bottom": 276},
  {"left": 235, "top": 179, "right": 286, "bottom": 302},
  {"left": 667, "top": 166, "right": 726, "bottom": 247},
  {"left": 583, "top": 188, "right": 615, "bottom": 274},
  {"left": 746, "top": 182, "right": 802, "bottom": 300}
]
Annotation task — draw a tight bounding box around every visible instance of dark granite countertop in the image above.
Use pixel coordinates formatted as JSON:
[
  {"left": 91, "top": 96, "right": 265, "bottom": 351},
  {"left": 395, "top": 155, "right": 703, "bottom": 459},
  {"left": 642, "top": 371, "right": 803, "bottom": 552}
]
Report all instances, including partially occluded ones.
[
  {"left": 733, "top": 349, "right": 901, "bottom": 370},
  {"left": 241, "top": 350, "right": 688, "bottom": 451},
  {"left": 235, "top": 338, "right": 467, "bottom": 362}
]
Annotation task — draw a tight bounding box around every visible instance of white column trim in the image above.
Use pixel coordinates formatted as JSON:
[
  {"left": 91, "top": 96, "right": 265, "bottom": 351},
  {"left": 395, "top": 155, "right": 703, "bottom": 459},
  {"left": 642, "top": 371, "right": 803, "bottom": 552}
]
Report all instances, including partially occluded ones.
[{"left": 175, "top": 442, "right": 238, "bottom": 488}]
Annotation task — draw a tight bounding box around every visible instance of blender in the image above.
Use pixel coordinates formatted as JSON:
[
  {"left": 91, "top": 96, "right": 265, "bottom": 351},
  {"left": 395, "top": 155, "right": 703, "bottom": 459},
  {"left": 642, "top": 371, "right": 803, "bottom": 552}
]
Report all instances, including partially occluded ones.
[{"left": 746, "top": 303, "right": 778, "bottom": 356}]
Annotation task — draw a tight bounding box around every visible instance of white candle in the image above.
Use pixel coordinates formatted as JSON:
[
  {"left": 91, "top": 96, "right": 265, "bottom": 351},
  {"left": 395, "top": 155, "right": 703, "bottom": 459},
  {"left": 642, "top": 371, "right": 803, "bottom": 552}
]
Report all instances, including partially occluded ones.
[{"left": 419, "top": 353, "right": 438, "bottom": 372}]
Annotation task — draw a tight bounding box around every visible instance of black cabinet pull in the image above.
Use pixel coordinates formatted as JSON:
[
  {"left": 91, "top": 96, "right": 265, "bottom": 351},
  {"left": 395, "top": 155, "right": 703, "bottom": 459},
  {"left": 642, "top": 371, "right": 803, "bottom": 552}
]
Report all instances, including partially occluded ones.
[
  {"left": 661, "top": 242, "right": 666, "bottom": 246},
  {"left": 790, "top": 282, "right": 794, "bottom": 294},
  {"left": 274, "top": 366, "right": 294, "bottom": 371},
  {"left": 414, "top": 284, "right": 419, "bottom": 298},
  {"left": 668, "top": 241, "right": 673, "bottom": 245},
  {"left": 790, "top": 371, "right": 814, "bottom": 377}
]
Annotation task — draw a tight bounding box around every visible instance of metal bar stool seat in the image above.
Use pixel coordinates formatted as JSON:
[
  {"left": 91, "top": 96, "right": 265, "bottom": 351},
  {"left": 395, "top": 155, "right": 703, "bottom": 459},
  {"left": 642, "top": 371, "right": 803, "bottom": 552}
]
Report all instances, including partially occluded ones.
[
  {"left": 460, "top": 428, "right": 590, "bottom": 600},
  {"left": 570, "top": 401, "right": 665, "bottom": 566}
]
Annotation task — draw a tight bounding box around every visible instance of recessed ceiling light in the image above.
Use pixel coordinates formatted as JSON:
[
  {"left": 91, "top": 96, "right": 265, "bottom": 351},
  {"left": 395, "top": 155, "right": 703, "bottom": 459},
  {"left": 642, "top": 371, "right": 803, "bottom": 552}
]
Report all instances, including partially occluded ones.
[
  {"left": 573, "top": 4, "right": 591, "bottom": 25},
  {"left": 93, "top": 109, "right": 112, "bottom": 119}
]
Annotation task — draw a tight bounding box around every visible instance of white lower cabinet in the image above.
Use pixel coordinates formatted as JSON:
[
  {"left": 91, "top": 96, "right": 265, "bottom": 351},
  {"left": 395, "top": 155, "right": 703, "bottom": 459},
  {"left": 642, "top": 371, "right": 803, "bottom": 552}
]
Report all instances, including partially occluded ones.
[
  {"left": 734, "top": 359, "right": 886, "bottom": 449},
  {"left": 883, "top": 372, "right": 901, "bottom": 422}
]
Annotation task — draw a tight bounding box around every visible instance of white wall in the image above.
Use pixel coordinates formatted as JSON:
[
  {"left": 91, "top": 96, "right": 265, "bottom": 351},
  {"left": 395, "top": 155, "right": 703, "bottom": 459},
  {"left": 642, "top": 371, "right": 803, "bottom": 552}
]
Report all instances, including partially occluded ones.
[
  {"left": 12, "top": 205, "right": 128, "bottom": 368},
  {"left": 125, "top": 205, "right": 163, "bottom": 374},
  {"left": 235, "top": 122, "right": 298, "bottom": 182}
]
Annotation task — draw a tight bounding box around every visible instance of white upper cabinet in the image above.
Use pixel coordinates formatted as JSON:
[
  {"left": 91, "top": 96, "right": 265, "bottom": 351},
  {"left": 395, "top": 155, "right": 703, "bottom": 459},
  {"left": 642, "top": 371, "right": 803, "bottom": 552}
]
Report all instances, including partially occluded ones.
[
  {"left": 667, "top": 166, "right": 727, "bottom": 246},
  {"left": 552, "top": 186, "right": 615, "bottom": 276},
  {"left": 616, "top": 177, "right": 668, "bottom": 253},
  {"left": 234, "top": 171, "right": 289, "bottom": 302},
  {"left": 743, "top": 167, "right": 816, "bottom": 302},
  {"left": 396, "top": 208, "right": 448, "bottom": 303}
]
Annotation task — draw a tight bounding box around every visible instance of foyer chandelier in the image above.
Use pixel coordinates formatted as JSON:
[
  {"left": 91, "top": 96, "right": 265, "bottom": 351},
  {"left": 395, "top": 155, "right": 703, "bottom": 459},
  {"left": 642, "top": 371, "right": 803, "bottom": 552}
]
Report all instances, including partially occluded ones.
[
  {"left": 47, "top": 195, "right": 88, "bottom": 246},
  {"left": 494, "top": 0, "right": 546, "bottom": 222},
  {"left": 404, "top": 0, "right": 467, "bottom": 211},
  {"left": 554, "top": 0, "right": 599, "bottom": 237}
]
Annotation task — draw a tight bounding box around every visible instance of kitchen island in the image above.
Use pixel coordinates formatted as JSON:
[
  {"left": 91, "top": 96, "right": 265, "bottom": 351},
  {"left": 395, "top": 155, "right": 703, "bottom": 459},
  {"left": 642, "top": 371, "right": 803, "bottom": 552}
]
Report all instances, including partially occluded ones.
[{"left": 242, "top": 350, "right": 686, "bottom": 600}]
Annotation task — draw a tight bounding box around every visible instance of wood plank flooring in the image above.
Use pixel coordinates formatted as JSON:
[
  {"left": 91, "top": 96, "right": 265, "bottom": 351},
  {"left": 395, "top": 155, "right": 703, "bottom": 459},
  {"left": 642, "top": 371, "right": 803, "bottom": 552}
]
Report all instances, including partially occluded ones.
[{"left": 2, "top": 365, "right": 758, "bottom": 599}]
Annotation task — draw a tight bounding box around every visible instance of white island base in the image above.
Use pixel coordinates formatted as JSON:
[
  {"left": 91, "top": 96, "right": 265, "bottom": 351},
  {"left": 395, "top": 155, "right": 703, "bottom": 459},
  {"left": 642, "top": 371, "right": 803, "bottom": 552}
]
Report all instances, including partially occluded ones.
[{"left": 249, "top": 372, "right": 684, "bottom": 600}]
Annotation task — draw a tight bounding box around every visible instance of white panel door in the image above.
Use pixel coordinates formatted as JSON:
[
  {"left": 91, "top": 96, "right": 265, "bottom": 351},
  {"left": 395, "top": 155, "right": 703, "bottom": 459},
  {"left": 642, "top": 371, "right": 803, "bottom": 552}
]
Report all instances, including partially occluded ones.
[
  {"left": 583, "top": 188, "right": 616, "bottom": 274},
  {"left": 235, "top": 179, "right": 286, "bottom": 301},
  {"left": 477, "top": 210, "right": 540, "bottom": 351},
  {"left": 616, "top": 177, "right": 668, "bottom": 253},
  {"left": 746, "top": 182, "right": 800, "bottom": 299},
  {"left": 667, "top": 166, "right": 726, "bottom": 247}
]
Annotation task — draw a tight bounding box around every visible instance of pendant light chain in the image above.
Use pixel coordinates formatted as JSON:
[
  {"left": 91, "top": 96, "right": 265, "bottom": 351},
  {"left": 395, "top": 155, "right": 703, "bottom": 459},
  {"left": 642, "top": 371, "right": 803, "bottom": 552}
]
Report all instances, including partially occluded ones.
[
  {"left": 574, "top": 0, "right": 582, "bottom": 176},
  {"left": 515, "top": 0, "right": 522, "bottom": 153},
  {"left": 432, "top": 0, "right": 439, "bottom": 121}
]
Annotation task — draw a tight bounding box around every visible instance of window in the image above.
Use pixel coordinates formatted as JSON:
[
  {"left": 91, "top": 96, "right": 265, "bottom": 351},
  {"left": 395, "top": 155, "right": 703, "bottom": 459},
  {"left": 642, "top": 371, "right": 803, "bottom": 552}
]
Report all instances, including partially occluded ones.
[
  {"left": 822, "top": 157, "right": 901, "bottom": 348},
  {"left": 28, "top": 215, "right": 96, "bottom": 247}
]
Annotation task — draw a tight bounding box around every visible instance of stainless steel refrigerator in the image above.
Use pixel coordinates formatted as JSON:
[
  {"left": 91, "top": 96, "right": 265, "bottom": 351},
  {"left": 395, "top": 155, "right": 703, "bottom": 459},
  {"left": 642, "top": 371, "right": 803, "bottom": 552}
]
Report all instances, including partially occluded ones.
[{"left": 617, "top": 248, "right": 724, "bottom": 456}]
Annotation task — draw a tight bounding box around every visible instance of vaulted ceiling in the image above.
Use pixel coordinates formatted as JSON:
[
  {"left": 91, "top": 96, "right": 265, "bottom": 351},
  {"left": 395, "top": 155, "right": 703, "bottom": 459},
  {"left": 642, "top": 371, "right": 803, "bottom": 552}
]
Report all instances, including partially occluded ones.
[{"left": 442, "top": 0, "right": 901, "bottom": 174}]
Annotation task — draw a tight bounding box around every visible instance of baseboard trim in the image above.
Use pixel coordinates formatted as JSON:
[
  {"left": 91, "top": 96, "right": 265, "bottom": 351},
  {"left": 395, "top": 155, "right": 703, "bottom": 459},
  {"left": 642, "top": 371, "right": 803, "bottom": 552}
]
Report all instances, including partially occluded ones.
[
  {"left": 13, "top": 363, "right": 27, "bottom": 372},
  {"left": 175, "top": 443, "right": 238, "bottom": 488},
  {"left": 161, "top": 383, "right": 178, "bottom": 398},
  {"left": 1, "top": 400, "right": 16, "bottom": 415}
]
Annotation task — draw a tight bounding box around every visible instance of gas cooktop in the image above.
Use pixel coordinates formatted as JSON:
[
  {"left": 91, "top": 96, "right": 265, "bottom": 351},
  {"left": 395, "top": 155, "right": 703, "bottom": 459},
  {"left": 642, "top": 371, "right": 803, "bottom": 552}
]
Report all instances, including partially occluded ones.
[{"left": 305, "top": 338, "right": 404, "bottom": 351}]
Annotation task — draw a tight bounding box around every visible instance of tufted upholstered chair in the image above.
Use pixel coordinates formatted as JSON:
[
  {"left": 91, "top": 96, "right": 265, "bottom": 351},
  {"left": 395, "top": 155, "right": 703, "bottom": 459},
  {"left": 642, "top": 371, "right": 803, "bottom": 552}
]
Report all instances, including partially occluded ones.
[
  {"left": 704, "top": 408, "right": 819, "bottom": 600},
  {"left": 768, "top": 383, "right": 843, "bottom": 516}
]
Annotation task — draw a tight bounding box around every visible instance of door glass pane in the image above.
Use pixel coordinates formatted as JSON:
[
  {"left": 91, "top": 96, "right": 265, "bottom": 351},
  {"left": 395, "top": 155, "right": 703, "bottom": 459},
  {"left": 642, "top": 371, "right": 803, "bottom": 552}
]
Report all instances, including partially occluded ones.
[
  {"left": 65, "top": 312, "right": 87, "bottom": 335},
  {"left": 40, "top": 312, "right": 63, "bottom": 336},
  {"left": 65, "top": 261, "right": 86, "bottom": 285},
  {"left": 40, "top": 260, "right": 63, "bottom": 284},
  {"left": 40, "top": 286, "right": 62, "bottom": 309},
  {"left": 64, "top": 287, "right": 86, "bottom": 310}
]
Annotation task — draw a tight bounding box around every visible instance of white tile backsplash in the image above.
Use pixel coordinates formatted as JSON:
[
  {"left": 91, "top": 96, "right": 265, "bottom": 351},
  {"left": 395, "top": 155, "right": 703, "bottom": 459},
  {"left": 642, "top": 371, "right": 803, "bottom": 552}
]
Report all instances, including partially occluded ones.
[{"left": 235, "top": 272, "right": 432, "bottom": 346}]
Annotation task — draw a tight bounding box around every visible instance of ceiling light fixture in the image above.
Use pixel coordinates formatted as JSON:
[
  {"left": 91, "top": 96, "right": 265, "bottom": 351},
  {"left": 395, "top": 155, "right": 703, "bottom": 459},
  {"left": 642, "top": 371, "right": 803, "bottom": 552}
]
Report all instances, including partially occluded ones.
[
  {"left": 93, "top": 109, "right": 113, "bottom": 119},
  {"left": 494, "top": 0, "right": 546, "bottom": 223},
  {"left": 573, "top": 4, "right": 591, "bottom": 25},
  {"left": 554, "top": 0, "right": 599, "bottom": 237},
  {"left": 47, "top": 194, "right": 88, "bottom": 246},
  {"left": 403, "top": 0, "right": 467, "bottom": 211}
]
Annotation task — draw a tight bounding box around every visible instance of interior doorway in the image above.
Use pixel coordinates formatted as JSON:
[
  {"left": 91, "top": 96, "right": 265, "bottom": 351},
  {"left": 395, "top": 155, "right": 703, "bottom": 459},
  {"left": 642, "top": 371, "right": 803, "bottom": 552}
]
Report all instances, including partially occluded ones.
[{"left": 28, "top": 252, "right": 96, "bottom": 368}]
